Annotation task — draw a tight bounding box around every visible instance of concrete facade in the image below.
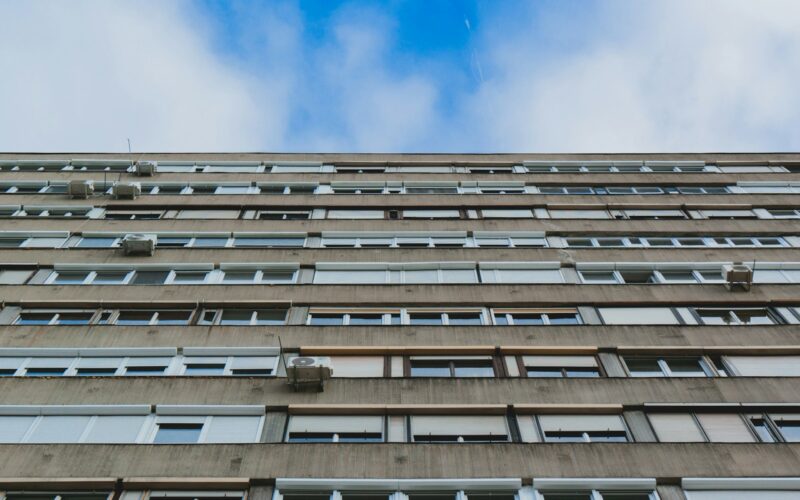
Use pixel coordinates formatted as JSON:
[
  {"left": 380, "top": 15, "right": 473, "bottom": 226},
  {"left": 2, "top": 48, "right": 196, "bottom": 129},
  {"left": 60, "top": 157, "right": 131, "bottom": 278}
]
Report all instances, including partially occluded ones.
[{"left": 1, "top": 153, "right": 800, "bottom": 499}]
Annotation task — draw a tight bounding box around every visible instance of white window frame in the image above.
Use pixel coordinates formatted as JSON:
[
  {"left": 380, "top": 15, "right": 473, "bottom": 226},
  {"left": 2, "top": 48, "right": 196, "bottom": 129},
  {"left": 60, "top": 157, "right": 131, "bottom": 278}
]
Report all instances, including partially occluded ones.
[
  {"left": 533, "top": 479, "right": 658, "bottom": 500},
  {"left": 622, "top": 355, "right": 715, "bottom": 378}
]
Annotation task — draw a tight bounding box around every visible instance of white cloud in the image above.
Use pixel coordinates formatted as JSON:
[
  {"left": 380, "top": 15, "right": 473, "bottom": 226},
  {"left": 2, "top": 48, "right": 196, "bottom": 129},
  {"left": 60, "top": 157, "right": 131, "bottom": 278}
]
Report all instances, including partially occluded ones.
[
  {"left": 462, "top": 0, "right": 800, "bottom": 152},
  {"left": 0, "top": 0, "right": 286, "bottom": 152},
  {"left": 1, "top": 0, "right": 799, "bottom": 152}
]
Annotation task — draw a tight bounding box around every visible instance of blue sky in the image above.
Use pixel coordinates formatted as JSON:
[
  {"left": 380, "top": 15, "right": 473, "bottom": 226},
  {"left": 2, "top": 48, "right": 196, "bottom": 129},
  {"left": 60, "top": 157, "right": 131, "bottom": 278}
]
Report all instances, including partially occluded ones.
[{"left": 1, "top": 0, "right": 799, "bottom": 152}]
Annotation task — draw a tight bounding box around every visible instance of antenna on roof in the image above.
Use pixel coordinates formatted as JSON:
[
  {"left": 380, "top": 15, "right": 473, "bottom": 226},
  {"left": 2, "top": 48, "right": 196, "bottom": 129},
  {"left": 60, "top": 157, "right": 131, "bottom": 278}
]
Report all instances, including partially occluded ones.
[{"left": 122, "top": 138, "right": 133, "bottom": 183}]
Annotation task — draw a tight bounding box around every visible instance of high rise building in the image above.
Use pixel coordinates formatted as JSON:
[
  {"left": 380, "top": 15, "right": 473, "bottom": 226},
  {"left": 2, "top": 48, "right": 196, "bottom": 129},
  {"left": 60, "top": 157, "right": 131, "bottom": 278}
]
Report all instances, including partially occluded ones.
[{"left": 0, "top": 153, "right": 799, "bottom": 499}]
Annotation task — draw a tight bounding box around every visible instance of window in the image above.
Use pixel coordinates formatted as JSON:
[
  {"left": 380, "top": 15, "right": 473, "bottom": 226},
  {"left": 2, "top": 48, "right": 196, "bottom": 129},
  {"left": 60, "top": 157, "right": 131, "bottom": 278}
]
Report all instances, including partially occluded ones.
[
  {"left": 203, "top": 308, "right": 286, "bottom": 325},
  {"left": 154, "top": 423, "right": 203, "bottom": 443},
  {"left": 549, "top": 210, "right": 610, "bottom": 219},
  {"left": 15, "top": 310, "right": 95, "bottom": 325},
  {"left": 411, "top": 415, "right": 509, "bottom": 442},
  {"left": 532, "top": 414, "right": 628, "bottom": 442},
  {"left": 104, "top": 210, "right": 163, "bottom": 220},
  {"left": 648, "top": 412, "right": 756, "bottom": 443},
  {"left": 307, "top": 309, "right": 401, "bottom": 326},
  {"left": 232, "top": 236, "right": 305, "bottom": 247},
  {"left": 77, "top": 236, "right": 120, "bottom": 248},
  {"left": 492, "top": 309, "right": 581, "bottom": 325},
  {"left": 598, "top": 307, "right": 680, "bottom": 325},
  {"left": 623, "top": 356, "right": 712, "bottom": 377},
  {"left": 326, "top": 210, "right": 384, "bottom": 219},
  {"left": 479, "top": 209, "right": 534, "bottom": 219},
  {"left": 0, "top": 269, "right": 34, "bottom": 284},
  {"left": 151, "top": 412, "right": 264, "bottom": 443},
  {"left": 286, "top": 415, "right": 384, "bottom": 442},
  {"left": 479, "top": 265, "right": 563, "bottom": 284},
  {"left": 274, "top": 479, "right": 523, "bottom": 500},
  {"left": 683, "top": 481, "right": 800, "bottom": 499},
  {"left": 402, "top": 209, "right": 461, "bottom": 219},
  {"left": 130, "top": 270, "right": 169, "bottom": 285},
  {"left": 258, "top": 210, "right": 311, "bottom": 220},
  {"left": 409, "top": 357, "right": 495, "bottom": 378},
  {"left": 313, "top": 265, "right": 478, "bottom": 285},
  {"left": 175, "top": 209, "right": 241, "bottom": 219},
  {"left": 768, "top": 209, "right": 800, "bottom": 219},
  {"left": 523, "top": 355, "right": 600, "bottom": 378},
  {"left": 324, "top": 356, "right": 384, "bottom": 378},
  {"left": 722, "top": 355, "right": 800, "bottom": 376},
  {"left": 695, "top": 308, "right": 776, "bottom": 325},
  {"left": 538, "top": 491, "right": 655, "bottom": 500}
]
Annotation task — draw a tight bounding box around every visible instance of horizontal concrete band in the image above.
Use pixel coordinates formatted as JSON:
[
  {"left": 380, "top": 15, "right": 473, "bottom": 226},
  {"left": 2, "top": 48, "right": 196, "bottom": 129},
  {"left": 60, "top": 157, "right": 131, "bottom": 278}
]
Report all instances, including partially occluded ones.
[
  {"left": 0, "top": 443, "right": 797, "bottom": 478},
  {"left": 5, "top": 193, "right": 800, "bottom": 207},
  {"left": 3, "top": 325, "right": 800, "bottom": 354},
  {"left": 0, "top": 377, "right": 797, "bottom": 405},
  {"left": 2, "top": 248, "right": 799, "bottom": 265},
  {"left": 0, "top": 284, "right": 796, "bottom": 304},
  {"left": 4, "top": 219, "right": 799, "bottom": 233}
]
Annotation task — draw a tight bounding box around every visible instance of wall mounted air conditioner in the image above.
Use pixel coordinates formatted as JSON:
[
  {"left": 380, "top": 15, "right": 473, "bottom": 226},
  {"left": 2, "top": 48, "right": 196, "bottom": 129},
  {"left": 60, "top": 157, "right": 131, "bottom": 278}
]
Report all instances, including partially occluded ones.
[
  {"left": 723, "top": 263, "right": 753, "bottom": 291},
  {"left": 134, "top": 161, "right": 157, "bottom": 176},
  {"left": 113, "top": 182, "right": 141, "bottom": 200},
  {"left": 286, "top": 356, "right": 332, "bottom": 391},
  {"left": 67, "top": 180, "right": 94, "bottom": 199},
  {"left": 122, "top": 234, "right": 157, "bottom": 256}
]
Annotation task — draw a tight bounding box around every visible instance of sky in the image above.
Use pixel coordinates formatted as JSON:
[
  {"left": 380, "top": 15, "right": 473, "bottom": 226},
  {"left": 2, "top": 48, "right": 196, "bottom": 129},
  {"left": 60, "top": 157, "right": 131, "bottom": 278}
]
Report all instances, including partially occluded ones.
[{"left": 0, "top": 0, "right": 799, "bottom": 153}]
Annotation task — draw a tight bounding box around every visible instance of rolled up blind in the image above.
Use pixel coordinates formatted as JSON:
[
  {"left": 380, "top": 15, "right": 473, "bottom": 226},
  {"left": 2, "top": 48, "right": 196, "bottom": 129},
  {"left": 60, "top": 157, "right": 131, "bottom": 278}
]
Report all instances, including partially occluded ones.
[
  {"left": 411, "top": 415, "right": 508, "bottom": 438},
  {"left": 329, "top": 356, "right": 384, "bottom": 377},
  {"left": 724, "top": 356, "right": 800, "bottom": 376},
  {"left": 523, "top": 355, "right": 597, "bottom": 368},
  {"left": 539, "top": 414, "right": 624, "bottom": 432},
  {"left": 649, "top": 413, "right": 704, "bottom": 442},
  {"left": 696, "top": 414, "right": 755, "bottom": 442},
  {"left": 599, "top": 307, "right": 679, "bottom": 325},
  {"left": 287, "top": 415, "right": 383, "bottom": 434},
  {"left": 686, "top": 492, "right": 800, "bottom": 500}
]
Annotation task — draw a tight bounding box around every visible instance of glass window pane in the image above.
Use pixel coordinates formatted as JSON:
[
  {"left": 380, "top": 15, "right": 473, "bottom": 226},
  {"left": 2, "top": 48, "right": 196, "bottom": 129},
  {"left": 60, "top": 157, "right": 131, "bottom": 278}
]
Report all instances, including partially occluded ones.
[
  {"left": 548, "top": 313, "right": 580, "bottom": 325},
  {"left": 220, "top": 310, "right": 253, "bottom": 325},
  {"left": 54, "top": 271, "right": 89, "bottom": 284},
  {"left": 309, "top": 314, "right": 345, "bottom": 326},
  {"left": 154, "top": 423, "right": 203, "bottom": 443},
  {"left": 184, "top": 363, "right": 226, "bottom": 375},
  {"left": 665, "top": 357, "right": 707, "bottom": 376},
  {"left": 56, "top": 312, "right": 94, "bottom": 325},
  {"left": 254, "top": 309, "right": 287, "bottom": 325},
  {"left": 17, "top": 312, "right": 56, "bottom": 325},
  {"left": 453, "top": 361, "right": 495, "bottom": 377},
  {"left": 131, "top": 271, "right": 169, "bottom": 285},
  {"left": 93, "top": 271, "right": 129, "bottom": 284},
  {"left": 193, "top": 237, "right": 229, "bottom": 247},
  {"left": 172, "top": 271, "right": 208, "bottom": 283},
  {"left": 155, "top": 310, "right": 193, "bottom": 325},
  {"left": 409, "top": 313, "right": 443, "bottom": 325},
  {"left": 349, "top": 314, "right": 384, "bottom": 325},
  {"left": 511, "top": 313, "right": 544, "bottom": 325},
  {"left": 116, "top": 311, "right": 155, "bottom": 325},
  {"left": 77, "top": 237, "right": 118, "bottom": 248},
  {"left": 447, "top": 313, "right": 483, "bottom": 325},
  {"left": 625, "top": 358, "right": 664, "bottom": 376},
  {"left": 775, "top": 419, "right": 800, "bottom": 442},
  {"left": 410, "top": 361, "right": 451, "bottom": 377},
  {"left": 223, "top": 270, "right": 257, "bottom": 283}
]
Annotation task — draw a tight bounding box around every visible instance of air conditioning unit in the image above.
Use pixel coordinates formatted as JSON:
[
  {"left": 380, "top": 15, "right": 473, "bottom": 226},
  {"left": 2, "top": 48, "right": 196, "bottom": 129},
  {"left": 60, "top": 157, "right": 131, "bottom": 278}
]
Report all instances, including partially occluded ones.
[
  {"left": 723, "top": 263, "right": 753, "bottom": 291},
  {"left": 113, "top": 182, "right": 141, "bottom": 199},
  {"left": 286, "top": 356, "right": 332, "bottom": 391},
  {"left": 122, "top": 234, "right": 157, "bottom": 256},
  {"left": 67, "top": 180, "right": 94, "bottom": 199},
  {"left": 134, "top": 161, "right": 157, "bottom": 176}
]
